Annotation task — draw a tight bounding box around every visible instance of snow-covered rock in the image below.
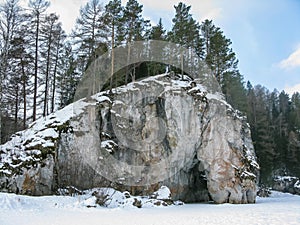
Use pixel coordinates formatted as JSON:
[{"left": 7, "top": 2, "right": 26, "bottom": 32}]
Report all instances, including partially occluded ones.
[
  {"left": 273, "top": 176, "right": 300, "bottom": 195},
  {"left": 56, "top": 186, "right": 178, "bottom": 208},
  {"left": 0, "top": 73, "right": 259, "bottom": 203},
  {"left": 151, "top": 186, "right": 171, "bottom": 200}
]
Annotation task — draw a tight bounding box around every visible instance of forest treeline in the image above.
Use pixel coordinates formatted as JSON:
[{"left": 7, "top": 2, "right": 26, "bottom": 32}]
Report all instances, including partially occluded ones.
[{"left": 0, "top": 0, "right": 299, "bottom": 184}]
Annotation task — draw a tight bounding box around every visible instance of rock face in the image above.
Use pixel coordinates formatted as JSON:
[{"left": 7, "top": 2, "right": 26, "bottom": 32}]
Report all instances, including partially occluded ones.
[
  {"left": 199, "top": 99, "right": 258, "bottom": 203},
  {"left": 0, "top": 73, "right": 259, "bottom": 203}
]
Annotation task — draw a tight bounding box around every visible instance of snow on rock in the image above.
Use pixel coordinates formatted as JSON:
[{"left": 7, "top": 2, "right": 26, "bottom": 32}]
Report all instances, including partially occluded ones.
[
  {"left": 57, "top": 186, "right": 176, "bottom": 209},
  {"left": 274, "top": 176, "right": 298, "bottom": 182},
  {"left": 295, "top": 180, "right": 300, "bottom": 189},
  {"left": 0, "top": 94, "right": 111, "bottom": 195},
  {"left": 0, "top": 73, "right": 259, "bottom": 204},
  {"left": 273, "top": 176, "right": 300, "bottom": 195},
  {"left": 100, "top": 140, "right": 118, "bottom": 153},
  {"left": 151, "top": 186, "right": 171, "bottom": 200},
  {"left": 294, "top": 180, "right": 300, "bottom": 195}
]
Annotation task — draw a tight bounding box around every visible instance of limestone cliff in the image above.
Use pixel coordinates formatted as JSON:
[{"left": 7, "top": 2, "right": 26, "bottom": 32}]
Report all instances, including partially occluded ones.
[{"left": 0, "top": 73, "right": 259, "bottom": 203}]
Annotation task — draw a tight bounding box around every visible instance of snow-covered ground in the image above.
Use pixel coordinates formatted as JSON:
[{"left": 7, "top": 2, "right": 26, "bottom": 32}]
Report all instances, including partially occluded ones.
[{"left": 0, "top": 191, "right": 299, "bottom": 225}]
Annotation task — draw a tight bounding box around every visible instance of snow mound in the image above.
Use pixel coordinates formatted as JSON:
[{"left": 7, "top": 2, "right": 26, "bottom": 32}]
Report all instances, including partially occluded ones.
[
  {"left": 150, "top": 186, "right": 171, "bottom": 200},
  {"left": 59, "top": 186, "right": 180, "bottom": 209},
  {"left": 0, "top": 193, "right": 39, "bottom": 210}
]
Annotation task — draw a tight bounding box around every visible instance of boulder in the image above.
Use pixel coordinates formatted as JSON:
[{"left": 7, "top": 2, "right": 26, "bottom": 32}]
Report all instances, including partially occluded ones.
[
  {"left": 272, "top": 176, "right": 300, "bottom": 195},
  {"left": 0, "top": 73, "right": 259, "bottom": 203}
]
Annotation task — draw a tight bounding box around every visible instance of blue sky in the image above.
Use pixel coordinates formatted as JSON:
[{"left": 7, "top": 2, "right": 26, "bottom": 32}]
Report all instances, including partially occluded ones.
[
  {"left": 136, "top": 0, "right": 300, "bottom": 95},
  {"left": 18, "top": 0, "right": 300, "bottom": 95}
]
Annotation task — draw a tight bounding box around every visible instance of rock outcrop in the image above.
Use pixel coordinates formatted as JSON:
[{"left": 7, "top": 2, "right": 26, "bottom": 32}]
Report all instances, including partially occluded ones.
[
  {"left": 0, "top": 73, "right": 259, "bottom": 203},
  {"left": 272, "top": 176, "right": 300, "bottom": 195}
]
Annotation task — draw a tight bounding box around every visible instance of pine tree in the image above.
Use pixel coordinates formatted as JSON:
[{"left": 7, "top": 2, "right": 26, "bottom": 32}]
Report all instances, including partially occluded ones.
[
  {"left": 201, "top": 20, "right": 237, "bottom": 83},
  {"left": 168, "top": 3, "right": 200, "bottom": 48},
  {"left": 123, "top": 0, "right": 148, "bottom": 83},
  {"left": 290, "top": 92, "right": 300, "bottom": 129},
  {"left": 49, "top": 25, "right": 66, "bottom": 113},
  {"left": 149, "top": 18, "right": 165, "bottom": 40},
  {"left": 146, "top": 18, "right": 167, "bottom": 76},
  {"left": 286, "top": 130, "right": 300, "bottom": 177},
  {"left": 201, "top": 20, "right": 216, "bottom": 58},
  {"left": 28, "top": 0, "right": 50, "bottom": 121},
  {"left": 168, "top": 2, "right": 202, "bottom": 78},
  {"left": 273, "top": 91, "right": 290, "bottom": 169},
  {"left": 8, "top": 34, "right": 33, "bottom": 130},
  {"left": 40, "top": 13, "right": 64, "bottom": 116},
  {"left": 201, "top": 19, "right": 247, "bottom": 112},
  {"left": 103, "top": 0, "right": 123, "bottom": 91},
  {"left": 57, "top": 43, "right": 80, "bottom": 108},
  {"left": 222, "top": 71, "right": 247, "bottom": 112},
  {"left": 72, "top": 0, "right": 107, "bottom": 77},
  {"left": 0, "top": 0, "right": 25, "bottom": 142},
  {"left": 248, "top": 85, "right": 276, "bottom": 183}
]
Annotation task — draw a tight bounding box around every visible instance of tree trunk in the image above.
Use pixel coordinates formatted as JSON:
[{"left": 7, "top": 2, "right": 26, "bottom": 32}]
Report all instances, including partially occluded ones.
[
  {"left": 125, "top": 43, "right": 131, "bottom": 85},
  {"left": 0, "top": 61, "right": 2, "bottom": 142},
  {"left": 43, "top": 33, "right": 52, "bottom": 117},
  {"left": 14, "top": 84, "right": 19, "bottom": 131},
  {"left": 181, "top": 49, "right": 184, "bottom": 80},
  {"left": 33, "top": 12, "right": 40, "bottom": 121},
  {"left": 51, "top": 36, "right": 60, "bottom": 113},
  {"left": 110, "top": 21, "right": 115, "bottom": 92},
  {"left": 21, "top": 59, "right": 26, "bottom": 129}
]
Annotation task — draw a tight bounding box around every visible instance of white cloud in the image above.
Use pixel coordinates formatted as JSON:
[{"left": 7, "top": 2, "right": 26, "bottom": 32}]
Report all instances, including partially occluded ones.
[
  {"left": 279, "top": 45, "right": 300, "bottom": 70},
  {"left": 285, "top": 83, "right": 300, "bottom": 95}
]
